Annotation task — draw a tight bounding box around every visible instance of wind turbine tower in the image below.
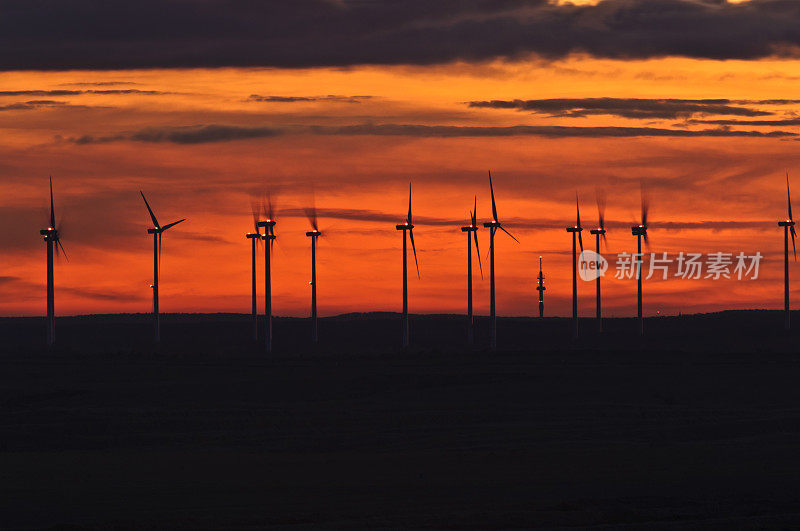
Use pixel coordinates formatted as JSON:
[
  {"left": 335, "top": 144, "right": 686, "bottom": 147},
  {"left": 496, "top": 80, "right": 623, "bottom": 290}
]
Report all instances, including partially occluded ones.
[
  {"left": 141, "top": 191, "right": 186, "bottom": 344},
  {"left": 779, "top": 172, "right": 796, "bottom": 330},
  {"left": 566, "top": 193, "right": 583, "bottom": 338},
  {"left": 589, "top": 193, "right": 607, "bottom": 332},
  {"left": 536, "top": 256, "right": 545, "bottom": 318},
  {"left": 395, "top": 183, "right": 419, "bottom": 349},
  {"left": 39, "top": 177, "right": 67, "bottom": 346},
  {"left": 257, "top": 215, "right": 276, "bottom": 353},
  {"left": 305, "top": 205, "right": 322, "bottom": 343},
  {"left": 631, "top": 191, "right": 649, "bottom": 336},
  {"left": 460, "top": 196, "right": 482, "bottom": 345},
  {"left": 483, "top": 171, "right": 519, "bottom": 351}
]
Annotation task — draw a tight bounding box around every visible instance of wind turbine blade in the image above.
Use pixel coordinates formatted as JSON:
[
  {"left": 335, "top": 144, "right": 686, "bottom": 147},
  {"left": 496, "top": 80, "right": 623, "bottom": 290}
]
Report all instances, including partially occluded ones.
[
  {"left": 409, "top": 228, "right": 420, "bottom": 278},
  {"left": 407, "top": 182, "right": 413, "bottom": 224},
  {"left": 576, "top": 193, "right": 583, "bottom": 252},
  {"left": 474, "top": 229, "right": 483, "bottom": 279},
  {"left": 140, "top": 191, "right": 160, "bottom": 228},
  {"left": 793, "top": 225, "right": 797, "bottom": 262},
  {"left": 161, "top": 218, "right": 186, "bottom": 231},
  {"left": 49, "top": 176, "right": 56, "bottom": 228},
  {"left": 596, "top": 188, "right": 606, "bottom": 230},
  {"left": 488, "top": 171, "right": 498, "bottom": 222},
  {"left": 473, "top": 195, "right": 477, "bottom": 226},
  {"left": 640, "top": 185, "right": 649, "bottom": 227},
  {"left": 251, "top": 199, "right": 261, "bottom": 232},
  {"left": 788, "top": 172, "right": 794, "bottom": 222},
  {"left": 499, "top": 225, "right": 520, "bottom": 243},
  {"left": 56, "top": 238, "right": 69, "bottom": 262}
]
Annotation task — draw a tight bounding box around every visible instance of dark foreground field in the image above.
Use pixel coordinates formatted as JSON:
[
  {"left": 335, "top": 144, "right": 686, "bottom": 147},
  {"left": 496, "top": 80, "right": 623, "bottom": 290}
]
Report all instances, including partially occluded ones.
[{"left": 3, "top": 311, "right": 800, "bottom": 529}]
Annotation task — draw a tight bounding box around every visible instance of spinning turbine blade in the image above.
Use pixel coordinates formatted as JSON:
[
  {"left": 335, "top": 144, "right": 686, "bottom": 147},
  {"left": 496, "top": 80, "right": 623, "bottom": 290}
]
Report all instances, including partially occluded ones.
[
  {"left": 407, "top": 182, "right": 413, "bottom": 224},
  {"left": 140, "top": 191, "right": 160, "bottom": 228},
  {"left": 499, "top": 225, "right": 519, "bottom": 243},
  {"left": 49, "top": 176, "right": 56, "bottom": 228},
  {"left": 56, "top": 239, "right": 69, "bottom": 262},
  {"left": 474, "top": 221, "right": 483, "bottom": 279},
  {"left": 409, "top": 228, "right": 420, "bottom": 278},
  {"left": 576, "top": 193, "right": 583, "bottom": 252},
  {"left": 789, "top": 172, "right": 797, "bottom": 261},
  {"left": 489, "top": 171, "right": 498, "bottom": 222},
  {"left": 161, "top": 218, "right": 186, "bottom": 231}
]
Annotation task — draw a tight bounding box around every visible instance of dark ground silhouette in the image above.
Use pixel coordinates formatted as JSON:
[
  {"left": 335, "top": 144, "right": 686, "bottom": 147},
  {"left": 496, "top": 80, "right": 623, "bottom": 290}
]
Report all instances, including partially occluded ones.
[{"left": 3, "top": 311, "right": 800, "bottom": 528}]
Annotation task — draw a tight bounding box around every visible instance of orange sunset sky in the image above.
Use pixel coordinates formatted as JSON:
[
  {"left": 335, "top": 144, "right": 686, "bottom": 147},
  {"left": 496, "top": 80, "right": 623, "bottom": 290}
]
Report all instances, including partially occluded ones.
[{"left": 3, "top": 0, "right": 800, "bottom": 318}]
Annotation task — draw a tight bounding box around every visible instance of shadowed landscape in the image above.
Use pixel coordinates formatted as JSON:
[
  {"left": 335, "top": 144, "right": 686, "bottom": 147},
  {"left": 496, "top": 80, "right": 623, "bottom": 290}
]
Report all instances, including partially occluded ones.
[{"left": 4, "top": 311, "right": 800, "bottom": 529}]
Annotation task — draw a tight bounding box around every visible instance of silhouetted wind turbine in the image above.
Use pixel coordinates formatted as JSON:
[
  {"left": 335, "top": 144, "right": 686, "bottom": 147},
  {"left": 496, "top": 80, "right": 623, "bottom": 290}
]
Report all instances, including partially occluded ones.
[
  {"left": 305, "top": 203, "right": 322, "bottom": 344},
  {"left": 482, "top": 171, "right": 519, "bottom": 351},
  {"left": 257, "top": 196, "right": 277, "bottom": 353},
  {"left": 460, "top": 196, "right": 483, "bottom": 346},
  {"left": 536, "top": 256, "right": 545, "bottom": 318},
  {"left": 779, "top": 172, "right": 796, "bottom": 330},
  {"left": 396, "top": 183, "right": 419, "bottom": 349},
  {"left": 589, "top": 191, "right": 607, "bottom": 332},
  {"left": 141, "top": 191, "right": 186, "bottom": 343},
  {"left": 39, "top": 177, "right": 67, "bottom": 346},
  {"left": 631, "top": 189, "right": 649, "bottom": 336},
  {"left": 566, "top": 193, "right": 583, "bottom": 338},
  {"left": 246, "top": 202, "right": 262, "bottom": 341}
]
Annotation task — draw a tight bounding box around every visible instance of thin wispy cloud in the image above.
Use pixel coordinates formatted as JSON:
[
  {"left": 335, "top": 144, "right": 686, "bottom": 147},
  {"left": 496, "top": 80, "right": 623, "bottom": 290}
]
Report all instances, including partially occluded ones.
[
  {"left": 67, "top": 123, "right": 797, "bottom": 145},
  {"left": 466, "top": 98, "right": 777, "bottom": 120}
]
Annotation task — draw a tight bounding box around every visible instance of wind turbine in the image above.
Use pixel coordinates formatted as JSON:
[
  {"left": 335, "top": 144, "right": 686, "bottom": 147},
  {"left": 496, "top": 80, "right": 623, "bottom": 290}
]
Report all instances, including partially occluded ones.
[
  {"left": 39, "top": 176, "right": 67, "bottom": 346},
  {"left": 566, "top": 193, "right": 583, "bottom": 338},
  {"left": 631, "top": 189, "right": 649, "bottom": 336},
  {"left": 141, "top": 191, "right": 186, "bottom": 343},
  {"left": 246, "top": 202, "right": 262, "bottom": 342},
  {"left": 257, "top": 196, "right": 276, "bottom": 353},
  {"left": 460, "top": 196, "right": 482, "bottom": 346},
  {"left": 482, "top": 171, "right": 519, "bottom": 351},
  {"left": 589, "top": 192, "right": 607, "bottom": 332},
  {"left": 395, "top": 183, "right": 419, "bottom": 349},
  {"left": 305, "top": 203, "right": 322, "bottom": 344},
  {"left": 536, "top": 256, "right": 545, "bottom": 318},
  {"left": 779, "top": 172, "right": 796, "bottom": 330}
]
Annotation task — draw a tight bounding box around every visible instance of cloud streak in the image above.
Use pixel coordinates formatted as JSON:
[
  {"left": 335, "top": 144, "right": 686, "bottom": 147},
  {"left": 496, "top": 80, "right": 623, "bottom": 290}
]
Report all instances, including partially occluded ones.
[
  {"left": 68, "top": 123, "right": 798, "bottom": 145},
  {"left": 247, "top": 94, "right": 372, "bottom": 104},
  {"left": 467, "top": 98, "right": 775, "bottom": 120}
]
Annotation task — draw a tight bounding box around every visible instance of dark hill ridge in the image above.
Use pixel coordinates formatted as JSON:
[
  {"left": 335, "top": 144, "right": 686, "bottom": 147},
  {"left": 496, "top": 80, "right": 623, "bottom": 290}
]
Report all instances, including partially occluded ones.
[{"left": 0, "top": 309, "right": 797, "bottom": 356}]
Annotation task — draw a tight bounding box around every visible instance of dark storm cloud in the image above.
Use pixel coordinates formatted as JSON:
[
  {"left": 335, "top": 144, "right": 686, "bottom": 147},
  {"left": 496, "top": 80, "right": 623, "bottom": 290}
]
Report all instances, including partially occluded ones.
[
  {"left": 68, "top": 123, "right": 798, "bottom": 144},
  {"left": 466, "top": 98, "right": 774, "bottom": 119},
  {"left": 248, "top": 95, "right": 372, "bottom": 103},
  {"left": 5, "top": 0, "right": 800, "bottom": 70}
]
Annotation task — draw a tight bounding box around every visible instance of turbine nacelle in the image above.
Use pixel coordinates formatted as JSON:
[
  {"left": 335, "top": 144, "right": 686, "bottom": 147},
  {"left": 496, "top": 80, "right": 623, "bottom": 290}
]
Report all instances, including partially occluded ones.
[
  {"left": 566, "top": 226, "right": 582, "bottom": 233},
  {"left": 460, "top": 224, "right": 478, "bottom": 232},
  {"left": 631, "top": 225, "right": 648, "bottom": 236},
  {"left": 779, "top": 220, "right": 796, "bottom": 227},
  {"left": 483, "top": 220, "right": 500, "bottom": 228},
  {"left": 590, "top": 228, "right": 606, "bottom": 235},
  {"left": 306, "top": 229, "right": 322, "bottom": 237},
  {"left": 245, "top": 232, "right": 260, "bottom": 239},
  {"left": 396, "top": 222, "right": 414, "bottom": 230}
]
